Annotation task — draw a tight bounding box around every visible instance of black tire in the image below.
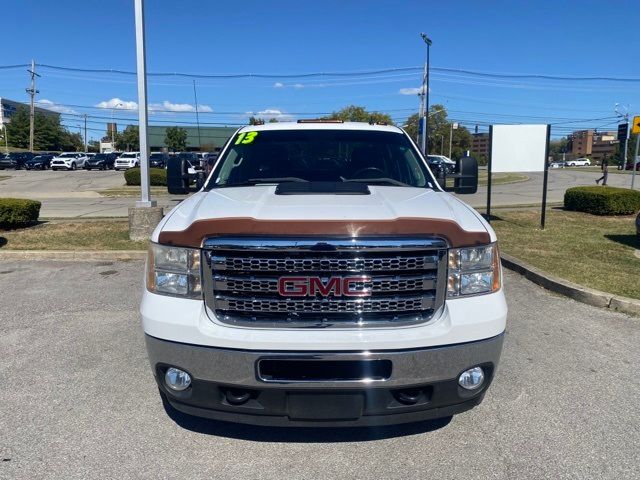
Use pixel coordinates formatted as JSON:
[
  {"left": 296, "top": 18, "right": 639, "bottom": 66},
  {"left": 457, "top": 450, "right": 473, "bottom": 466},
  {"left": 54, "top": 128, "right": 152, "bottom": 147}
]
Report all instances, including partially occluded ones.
[{"left": 71, "top": 163, "right": 77, "bottom": 171}]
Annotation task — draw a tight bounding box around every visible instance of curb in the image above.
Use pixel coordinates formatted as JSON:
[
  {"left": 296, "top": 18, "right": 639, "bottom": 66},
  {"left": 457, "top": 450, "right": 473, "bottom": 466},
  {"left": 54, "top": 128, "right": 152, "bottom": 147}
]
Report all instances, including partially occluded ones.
[
  {"left": 501, "top": 253, "right": 640, "bottom": 317},
  {"left": 0, "top": 250, "right": 146, "bottom": 261}
]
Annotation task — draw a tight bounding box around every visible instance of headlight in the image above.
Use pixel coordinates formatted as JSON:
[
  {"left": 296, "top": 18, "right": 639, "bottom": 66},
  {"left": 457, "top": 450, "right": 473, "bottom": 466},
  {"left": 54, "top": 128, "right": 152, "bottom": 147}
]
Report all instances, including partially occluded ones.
[
  {"left": 447, "top": 244, "right": 501, "bottom": 297},
  {"left": 146, "top": 243, "right": 201, "bottom": 299}
]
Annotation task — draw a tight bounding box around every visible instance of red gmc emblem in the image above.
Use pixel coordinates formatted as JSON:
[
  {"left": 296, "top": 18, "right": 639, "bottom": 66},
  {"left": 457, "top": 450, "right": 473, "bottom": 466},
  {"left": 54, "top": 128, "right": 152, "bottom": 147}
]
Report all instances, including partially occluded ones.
[{"left": 278, "top": 276, "right": 371, "bottom": 297}]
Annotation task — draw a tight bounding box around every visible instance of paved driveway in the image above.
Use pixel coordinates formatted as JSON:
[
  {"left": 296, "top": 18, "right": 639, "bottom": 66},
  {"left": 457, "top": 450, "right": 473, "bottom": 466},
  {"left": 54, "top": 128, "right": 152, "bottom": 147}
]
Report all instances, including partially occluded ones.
[{"left": 0, "top": 261, "right": 638, "bottom": 479}]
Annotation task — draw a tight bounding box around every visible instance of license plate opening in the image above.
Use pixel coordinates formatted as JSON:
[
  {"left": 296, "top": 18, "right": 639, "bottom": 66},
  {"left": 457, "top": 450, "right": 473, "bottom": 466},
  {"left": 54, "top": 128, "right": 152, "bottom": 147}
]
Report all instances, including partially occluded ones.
[{"left": 258, "top": 359, "right": 392, "bottom": 382}]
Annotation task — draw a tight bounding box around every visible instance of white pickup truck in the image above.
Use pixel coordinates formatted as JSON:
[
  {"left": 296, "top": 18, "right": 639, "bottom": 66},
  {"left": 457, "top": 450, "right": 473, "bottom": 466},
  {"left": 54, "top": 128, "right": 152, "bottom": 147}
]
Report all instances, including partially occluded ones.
[{"left": 141, "top": 121, "right": 507, "bottom": 426}]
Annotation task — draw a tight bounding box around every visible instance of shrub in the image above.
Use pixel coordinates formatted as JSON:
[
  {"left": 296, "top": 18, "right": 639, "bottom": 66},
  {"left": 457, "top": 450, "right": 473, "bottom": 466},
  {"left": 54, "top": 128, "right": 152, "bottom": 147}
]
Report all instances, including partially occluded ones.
[
  {"left": 0, "top": 198, "right": 41, "bottom": 228},
  {"left": 124, "top": 168, "right": 167, "bottom": 187},
  {"left": 564, "top": 186, "right": 640, "bottom": 215}
]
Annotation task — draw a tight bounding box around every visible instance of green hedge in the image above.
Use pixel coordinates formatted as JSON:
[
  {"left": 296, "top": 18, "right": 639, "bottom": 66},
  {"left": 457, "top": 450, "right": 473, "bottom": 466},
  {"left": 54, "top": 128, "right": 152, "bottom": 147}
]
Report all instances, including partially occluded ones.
[
  {"left": 0, "top": 198, "right": 41, "bottom": 228},
  {"left": 124, "top": 168, "right": 167, "bottom": 187},
  {"left": 564, "top": 186, "right": 640, "bottom": 215}
]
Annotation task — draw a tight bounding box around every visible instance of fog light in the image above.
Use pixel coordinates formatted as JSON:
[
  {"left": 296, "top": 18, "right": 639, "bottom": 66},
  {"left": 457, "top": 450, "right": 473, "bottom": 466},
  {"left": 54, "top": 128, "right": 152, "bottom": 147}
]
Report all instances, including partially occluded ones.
[
  {"left": 164, "top": 367, "right": 191, "bottom": 391},
  {"left": 458, "top": 366, "right": 485, "bottom": 390}
]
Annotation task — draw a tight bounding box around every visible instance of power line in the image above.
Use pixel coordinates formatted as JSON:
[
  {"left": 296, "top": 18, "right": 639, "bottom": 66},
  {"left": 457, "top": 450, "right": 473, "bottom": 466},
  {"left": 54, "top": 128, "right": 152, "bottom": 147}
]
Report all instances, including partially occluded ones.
[{"left": 1, "top": 62, "right": 637, "bottom": 82}]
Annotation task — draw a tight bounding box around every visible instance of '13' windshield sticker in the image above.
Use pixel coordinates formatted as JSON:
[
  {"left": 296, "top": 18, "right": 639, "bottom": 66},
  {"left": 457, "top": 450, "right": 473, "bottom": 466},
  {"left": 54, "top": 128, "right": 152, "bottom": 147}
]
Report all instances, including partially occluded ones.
[{"left": 235, "top": 131, "right": 258, "bottom": 145}]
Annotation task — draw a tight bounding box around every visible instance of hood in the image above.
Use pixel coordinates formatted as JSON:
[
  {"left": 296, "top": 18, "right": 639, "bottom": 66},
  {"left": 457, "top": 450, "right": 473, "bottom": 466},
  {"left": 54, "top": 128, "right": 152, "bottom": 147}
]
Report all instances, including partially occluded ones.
[{"left": 159, "top": 186, "right": 489, "bottom": 238}]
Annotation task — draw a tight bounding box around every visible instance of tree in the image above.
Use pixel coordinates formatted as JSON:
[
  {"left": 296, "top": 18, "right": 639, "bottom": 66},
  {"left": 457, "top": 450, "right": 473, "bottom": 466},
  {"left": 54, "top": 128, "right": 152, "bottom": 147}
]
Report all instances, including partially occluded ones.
[
  {"left": 164, "top": 126, "right": 188, "bottom": 151},
  {"left": 325, "top": 105, "right": 394, "bottom": 124},
  {"left": 268, "top": 118, "right": 279, "bottom": 123},
  {"left": 87, "top": 140, "right": 100, "bottom": 152},
  {"left": 4, "top": 106, "right": 30, "bottom": 148},
  {"left": 549, "top": 137, "right": 569, "bottom": 161},
  {"left": 249, "top": 116, "right": 265, "bottom": 125},
  {"left": 5, "top": 105, "right": 83, "bottom": 151},
  {"left": 402, "top": 105, "right": 471, "bottom": 160},
  {"left": 115, "top": 125, "right": 139, "bottom": 151}
]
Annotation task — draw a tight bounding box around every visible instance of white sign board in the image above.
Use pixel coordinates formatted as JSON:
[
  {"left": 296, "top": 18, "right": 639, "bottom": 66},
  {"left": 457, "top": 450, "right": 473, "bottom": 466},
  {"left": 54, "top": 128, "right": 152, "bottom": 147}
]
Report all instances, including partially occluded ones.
[{"left": 491, "top": 124, "right": 548, "bottom": 173}]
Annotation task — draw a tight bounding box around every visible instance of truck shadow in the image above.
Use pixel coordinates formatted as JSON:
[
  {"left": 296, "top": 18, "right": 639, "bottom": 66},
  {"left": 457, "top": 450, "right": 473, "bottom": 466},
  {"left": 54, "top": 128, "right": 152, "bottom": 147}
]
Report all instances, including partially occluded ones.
[{"left": 162, "top": 400, "right": 452, "bottom": 442}]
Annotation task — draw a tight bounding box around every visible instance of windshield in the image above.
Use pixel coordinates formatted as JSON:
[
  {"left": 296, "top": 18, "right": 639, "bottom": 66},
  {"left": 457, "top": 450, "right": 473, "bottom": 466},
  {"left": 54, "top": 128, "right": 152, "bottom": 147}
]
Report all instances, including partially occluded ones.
[
  {"left": 207, "top": 129, "right": 435, "bottom": 189},
  {"left": 59, "top": 153, "right": 77, "bottom": 158},
  {"left": 150, "top": 153, "right": 164, "bottom": 159},
  {"left": 94, "top": 154, "right": 108, "bottom": 160},
  {"left": 121, "top": 153, "right": 137, "bottom": 158},
  {"left": 31, "top": 156, "right": 45, "bottom": 161}
]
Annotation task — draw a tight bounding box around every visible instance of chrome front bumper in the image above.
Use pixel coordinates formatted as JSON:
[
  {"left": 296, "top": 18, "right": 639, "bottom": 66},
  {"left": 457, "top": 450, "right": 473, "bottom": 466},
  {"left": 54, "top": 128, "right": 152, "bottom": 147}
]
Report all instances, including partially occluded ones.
[{"left": 145, "top": 332, "right": 504, "bottom": 426}]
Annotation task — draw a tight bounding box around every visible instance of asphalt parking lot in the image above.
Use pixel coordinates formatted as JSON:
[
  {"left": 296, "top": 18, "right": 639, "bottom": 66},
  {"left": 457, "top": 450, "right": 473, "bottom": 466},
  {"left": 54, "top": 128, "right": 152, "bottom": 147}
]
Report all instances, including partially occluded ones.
[
  {"left": 0, "top": 261, "right": 639, "bottom": 479},
  {"left": 0, "top": 168, "right": 636, "bottom": 217}
]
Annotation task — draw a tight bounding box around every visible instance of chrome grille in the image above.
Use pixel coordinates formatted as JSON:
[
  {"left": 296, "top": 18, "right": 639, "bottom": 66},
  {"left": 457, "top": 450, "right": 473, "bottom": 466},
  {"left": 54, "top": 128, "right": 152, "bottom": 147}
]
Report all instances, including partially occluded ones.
[{"left": 202, "top": 237, "right": 448, "bottom": 328}]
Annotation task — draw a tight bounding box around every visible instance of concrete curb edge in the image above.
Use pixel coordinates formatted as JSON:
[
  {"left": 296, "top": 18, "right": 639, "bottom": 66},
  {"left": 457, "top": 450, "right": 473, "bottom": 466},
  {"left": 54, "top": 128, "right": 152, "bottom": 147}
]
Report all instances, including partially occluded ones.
[
  {"left": 501, "top": 253, "right": 640, "bottom": 317},
  {"left": 0, "top": 250, "right": 146, "bottom": 261}
]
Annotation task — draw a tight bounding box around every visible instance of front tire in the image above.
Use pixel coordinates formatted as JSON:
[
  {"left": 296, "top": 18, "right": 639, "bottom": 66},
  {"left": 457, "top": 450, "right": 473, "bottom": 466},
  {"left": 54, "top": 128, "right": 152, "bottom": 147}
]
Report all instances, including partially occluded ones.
[{"left": 71, "top": 163, "right": 77, "bottom": 171}]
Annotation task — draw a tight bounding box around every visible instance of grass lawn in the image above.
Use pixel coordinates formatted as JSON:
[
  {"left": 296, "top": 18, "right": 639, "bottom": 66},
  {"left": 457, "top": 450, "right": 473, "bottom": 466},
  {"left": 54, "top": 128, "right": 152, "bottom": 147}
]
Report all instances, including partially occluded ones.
[
  {"left": 492, "top": 209, "right": 640, "bottom": 300},
  {"left": 478, "top": 172, "right": 529, "bottom": 186},
  {"left": 98, "top": 186, "right": 168, "bottom": 197},
  {"left": 0, "top": 220, "right": 147, "bottom": 250}
]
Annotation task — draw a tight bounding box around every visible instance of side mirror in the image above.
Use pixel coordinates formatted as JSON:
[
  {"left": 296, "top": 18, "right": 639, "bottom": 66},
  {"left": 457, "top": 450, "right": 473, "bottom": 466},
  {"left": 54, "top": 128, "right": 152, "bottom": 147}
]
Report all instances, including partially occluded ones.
[
  {"left": 167, "top": 157, "right": 190, "bottom": 194},
  {"left": 453, "top": 156, "right": 478, "bottom": 194}
]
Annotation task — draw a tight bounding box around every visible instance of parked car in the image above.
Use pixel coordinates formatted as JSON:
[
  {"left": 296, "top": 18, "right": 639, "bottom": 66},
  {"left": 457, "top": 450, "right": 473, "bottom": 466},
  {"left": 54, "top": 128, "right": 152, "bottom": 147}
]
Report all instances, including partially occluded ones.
[
  {"left": 0, "top": 152, "right": 37, "bottom": 170},
  {"left": 624, "top": 160, "right": 640, "bottom": 171},
  {"left": 549, "top": 161, "right": 565, "bottom": 169},
  {"left": 149, "top": 152, "right": 170, "bottom": 169},
  {"left": 566, "top": 158, "right": 591, "bottom": 167},
  {"left": 85, "top": 153, "right": 117, "bottom": 170},
  {"left": 426, "top": 155, "right": 456, "bottom": 175},
  {"left": 114, "top": 152, "right": 141, "bottom": 171},
  {"left": 25, "top": 154, "right": 54, "bottom": 170},
  {"left": 51, "top": 152, "right": 89, "bottom": 170}
]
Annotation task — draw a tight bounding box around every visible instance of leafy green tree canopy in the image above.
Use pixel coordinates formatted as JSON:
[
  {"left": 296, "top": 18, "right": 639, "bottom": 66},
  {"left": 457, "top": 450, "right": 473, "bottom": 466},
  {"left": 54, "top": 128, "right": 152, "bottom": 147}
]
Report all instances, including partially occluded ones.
[
  {"left": 325, "top": 105, "right": 394, "bottom": 125},
  {"left": 115, "top": 125, "right": 140, "bottom": 151},
  {"left": 164, "top": 126, "right": 188, "bottom": 151}
]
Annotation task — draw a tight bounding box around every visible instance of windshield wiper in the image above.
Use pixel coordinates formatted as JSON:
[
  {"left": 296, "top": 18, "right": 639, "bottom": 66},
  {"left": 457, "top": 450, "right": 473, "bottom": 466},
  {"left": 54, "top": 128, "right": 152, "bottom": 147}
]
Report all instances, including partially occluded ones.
[{"left": 343, "top": 178, "right": 409, "bottom": 187}]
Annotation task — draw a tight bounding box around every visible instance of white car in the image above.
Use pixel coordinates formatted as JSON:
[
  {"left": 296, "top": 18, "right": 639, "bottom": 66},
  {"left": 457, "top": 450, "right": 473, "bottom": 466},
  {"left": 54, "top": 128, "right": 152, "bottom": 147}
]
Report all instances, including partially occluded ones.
[
  {"left": 142, "top": 121, "right": 507, "bottom": 426},
  {"left": 50, "top": 152, "right": 89, "bottom": 171},
  {"left": 566, "top": 158, "right": 591, "bottom": 167},
  {"left": 114, "top": 152, "right": 141, "bottom": 171}
]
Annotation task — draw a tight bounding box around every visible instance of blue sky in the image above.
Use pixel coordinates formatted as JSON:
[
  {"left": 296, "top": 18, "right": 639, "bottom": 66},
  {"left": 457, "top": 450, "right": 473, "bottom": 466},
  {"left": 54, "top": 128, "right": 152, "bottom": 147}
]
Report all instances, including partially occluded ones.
[{"left": 1, "top": 0, "right": 639, "bottom": 140}]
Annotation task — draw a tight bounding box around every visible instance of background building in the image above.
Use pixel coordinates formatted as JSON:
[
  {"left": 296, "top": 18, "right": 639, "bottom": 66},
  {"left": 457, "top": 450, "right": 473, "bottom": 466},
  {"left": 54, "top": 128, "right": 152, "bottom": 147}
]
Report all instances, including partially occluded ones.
[
  {"left": 148, "top": 125, "right": 237, "bottom": 151},
  {"left": 471, "top": 132, "right": 490, "bottom": 158},
  {"left": 568, "top": 129, "right": 617, "bottom": 162},
  {"left": 0, "top": 97, "right": 60, "bottom": 129}
]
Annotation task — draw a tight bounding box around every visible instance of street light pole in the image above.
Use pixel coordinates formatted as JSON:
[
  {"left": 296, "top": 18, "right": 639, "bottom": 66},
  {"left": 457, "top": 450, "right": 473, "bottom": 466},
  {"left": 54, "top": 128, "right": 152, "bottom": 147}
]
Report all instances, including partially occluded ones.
[
  {"left": 419, "top": 33, "right": 432, "bottom": 156},
  {"left": 134, "top": 0, "right": 154, "bottom": 208},
  {"left": 449, "top": 122, "right": 458, "bottom": 158}
]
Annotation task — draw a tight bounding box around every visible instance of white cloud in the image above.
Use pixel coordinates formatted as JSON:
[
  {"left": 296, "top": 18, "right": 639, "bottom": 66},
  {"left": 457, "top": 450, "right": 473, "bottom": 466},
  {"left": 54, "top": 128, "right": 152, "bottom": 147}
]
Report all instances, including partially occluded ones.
[
  {"left": 95, "top": 98, "right": 138, "bottom": 110},
  {"left": 399, "top": 87, "right": 424, "bottom": 96},
  {"left": 273, "top": 82, "right": 284, "bottom": 88},
  {"left": 293, "top": 83, "right": 304, "bottom": 89},
  {"left": 37, "top": 99, "right": 77, "bottom": 114},
  {"left": 258, "top": 109, "right": 291, "bottom": 119},
  {"left": 244, "top": 109, "right": 293, "bottom": 121},
  {"left": 95, "top": 98, "right": 212, "bottom": 114},
  {"left": 149, "top": 100, "right": 213, "bottom": 113}
]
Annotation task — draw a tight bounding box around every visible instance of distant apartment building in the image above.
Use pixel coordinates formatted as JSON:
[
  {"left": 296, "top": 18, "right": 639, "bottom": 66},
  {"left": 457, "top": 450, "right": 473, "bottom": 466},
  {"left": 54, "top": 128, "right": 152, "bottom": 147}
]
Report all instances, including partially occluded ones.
[
  {"left": 471, "top": 132, "right": 490, "bottom": 158},
  {"left": 569, "top": 129, "right": 617, "bottom": 162}
]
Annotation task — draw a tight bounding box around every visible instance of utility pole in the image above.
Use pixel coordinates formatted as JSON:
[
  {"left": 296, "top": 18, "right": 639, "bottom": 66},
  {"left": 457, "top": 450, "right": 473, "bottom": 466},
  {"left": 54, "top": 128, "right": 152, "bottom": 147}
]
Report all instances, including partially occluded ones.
[
  {"left": 83, "top": 114, "right": 88, "bottom": 152},
  {"left": 419, "top": 33, "right": 432, "bottom": 156},
  {"left": 26, "top": 60, "right": 40, "bottom": 152},
  {"left": 449, "top": 122, "right": 458, "bottom": 158},
  {"left": 193, "top": 80, "right": 202, "bottom": 150}
]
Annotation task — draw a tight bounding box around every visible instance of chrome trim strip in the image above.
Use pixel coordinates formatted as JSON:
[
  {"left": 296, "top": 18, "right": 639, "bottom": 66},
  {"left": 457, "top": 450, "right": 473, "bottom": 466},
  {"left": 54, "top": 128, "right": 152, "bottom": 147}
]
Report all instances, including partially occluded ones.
[{"left": 203, "top": 237, "right": 447, "bottom": 252}]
